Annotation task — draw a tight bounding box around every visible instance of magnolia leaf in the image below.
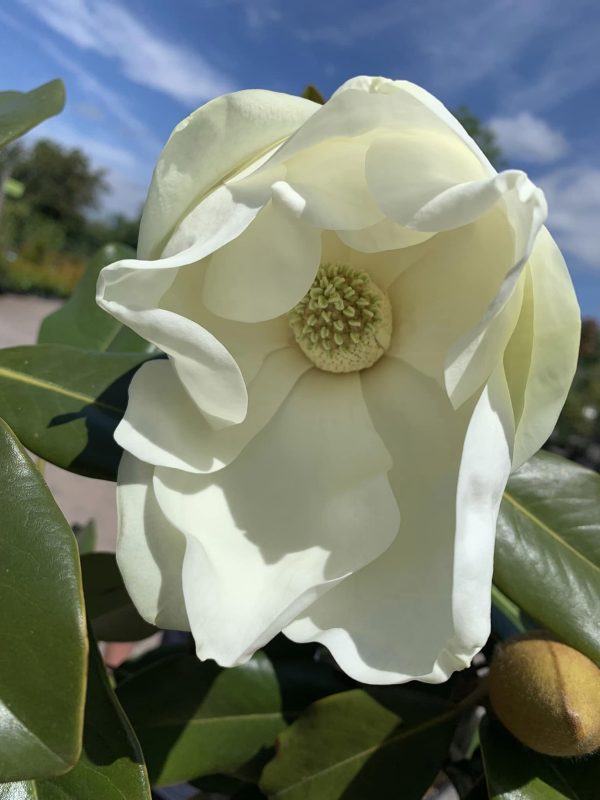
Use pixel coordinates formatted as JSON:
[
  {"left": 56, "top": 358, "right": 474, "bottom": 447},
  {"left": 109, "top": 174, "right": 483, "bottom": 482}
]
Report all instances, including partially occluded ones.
[
  {"left": 0, "top": 79, "right": 65, "bottom": 148},
  {"left": 38, "top": 244, "right": 153, "bottom": 353},
  {"left": 480, "top": 714, "right": 600, "bottom": 799},
  {"left": 117, "top": 652, "right": 288, "bottom": 786},
  {"left": 0, "top": 417, "right": 86, "bottom": 781},
  {"left": 1, "top": 635, "right": 152, "bottom": 799},
  {"left": 260, "top": 688, "right": 459, "bottom": 800},
  {"left": 496, "top": 451, "right": 600, "bottom": 662},
  {"left": 0, "top": 344, "right": 150, "bottom": 479},
  {"left": 81, "top": 552, "right": 157, "bottom": 642}
]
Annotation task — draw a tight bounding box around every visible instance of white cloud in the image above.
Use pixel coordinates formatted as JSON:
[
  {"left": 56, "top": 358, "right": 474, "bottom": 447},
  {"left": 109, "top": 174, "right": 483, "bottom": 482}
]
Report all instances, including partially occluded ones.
[
  {"left": 17, "top": 0, "right": 235, "bottom": 104},
  {"left": 539, "top": 166, "right": 600, "bottom": 269},
  {"left": 489, "top": 112, "right": 568, "bottom": 164}
]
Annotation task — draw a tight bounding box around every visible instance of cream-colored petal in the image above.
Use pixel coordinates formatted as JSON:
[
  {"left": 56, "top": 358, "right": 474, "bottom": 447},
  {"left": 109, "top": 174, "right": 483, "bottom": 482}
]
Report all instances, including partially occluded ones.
[
  {"left": 337, "top": 218, "right": 433, "bottom": 254},
  {"left": 116, "top": 453, "right": 189, "bottom": 630},
  {"left": 388, "top": 206, "right": 519, "bottom": 382},
  {"left": 161, "top": 264, "right": 293, "bottom": 385},
  {"left": 115, "top": 347, "right": 311, "bottom": 473},
  {"left": 138, "top": 89, "right": 318, "bottom": 259},
  {"left": 285, "top": 358, "right": 513, "bottom": 684},
  {"left": 320, "top": 230, "right": 428, "bottom": 293},
  {"left": 331, "top": 76, "right": 494, "bottom": 172},
  {"left": 444, "top": 175, "right": 548, "bottom": 407},
  {"left": 152, "top": 369, "right": 399, "bottom": 667},
  {"left": 97, "top": 186, "right": 266, "bottom": 424},
  {"left": 272, "top": 138, "right": 383, "bottom": 230},
  {"left": 366, "top": 131, "right": 488, "bottom": 231},
  {"left": 503, "top": 227, "right": 580, "bottom": 469},
  {"left": 202, "top": 201, "right": 322, "bottom": 322}
]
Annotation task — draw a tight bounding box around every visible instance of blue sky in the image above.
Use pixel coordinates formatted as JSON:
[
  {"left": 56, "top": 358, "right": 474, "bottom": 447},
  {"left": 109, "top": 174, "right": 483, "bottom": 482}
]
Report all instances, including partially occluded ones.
[{"left": 1, "top": 0, "right": 599, "bottom": 315}]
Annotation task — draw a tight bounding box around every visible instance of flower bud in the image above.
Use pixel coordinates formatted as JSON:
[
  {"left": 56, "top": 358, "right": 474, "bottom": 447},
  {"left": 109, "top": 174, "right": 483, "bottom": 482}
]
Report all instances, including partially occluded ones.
[{"left": 489, "top": 633, "right": 600, "bottom": 756}]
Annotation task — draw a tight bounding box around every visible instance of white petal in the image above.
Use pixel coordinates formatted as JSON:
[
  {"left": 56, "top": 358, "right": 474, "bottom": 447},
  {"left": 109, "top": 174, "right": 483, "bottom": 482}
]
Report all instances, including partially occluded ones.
[
  {"left": 337, "top": 218, "right": 433, "bottom": 254},
  {"left": 320, "top": 230, "right": 427, "bottom": 293},
  {"left": 388, "top": 206, "right": 520, "bottom": 383},
  {"left": 272, "top": 138, "right": 383, "bottom": 230},
  {"left": 152, "top": 369, "right": 399, "bottom": 667},
  {"left": 138, "top": 89, "right": 318, "bottom": 259},
  {"left": 444, "top": 174, "right": 548, "bottom": 407},
  {"left": 503, "top": 227, "right": 580, "bottom": 469},
  {"left": 285, "top": 358, "right": 513, "bottom": 684},
  {"left": 331, "top": 76, "right": 494, "bottom": 172},
  {"left": 161, "top": 262, "right": 293, "bottom": 384},
  {"left": 366, "top": 131, "right": 488, "bottom": 231},
  {"left": 202, "top": 201, "right": 322, "bottom": 322},
  {"left": 97, "top": 186, "right": 263, "bottom": 424},
  {"left": 116, "top": 453, "right": 189, "bottom": 630},
  {"left": 115, "top": 347, "right": 311, "bottom": 473}
]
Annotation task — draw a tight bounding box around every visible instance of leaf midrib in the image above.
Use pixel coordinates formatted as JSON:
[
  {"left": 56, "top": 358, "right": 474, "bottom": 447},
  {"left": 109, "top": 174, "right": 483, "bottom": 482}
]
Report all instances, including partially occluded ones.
[
  {"left": 270, "top": 707, "right": 456, "bottom": 797},
  {"left": 502, "top": 490, "right": 600, "bottom": 576},
  {"left": 0, "top": 366, "right": 124, "bottom": 416}
]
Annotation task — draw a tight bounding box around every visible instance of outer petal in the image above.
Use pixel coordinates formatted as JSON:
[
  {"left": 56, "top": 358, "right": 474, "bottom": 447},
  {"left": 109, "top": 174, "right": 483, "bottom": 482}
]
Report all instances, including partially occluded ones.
[
  {"left": 284, "top": 358, "right": 513, "bottom": 684},
  {"left": 116, "top": 453, "right": 189, "bottom": 630},
  {"left": 152, "top": 369, "right": 400, "bottom": 667},
  {"left": 116, "top": 348, "right": 311, "bottom": 473},
  {"left": 503, "top": 227, "right": 580, "bottom": 469},
  {"left": 97, "top": 186, "right": 260, "bottom": 424},
  {"left": 270, "top": 138, "right": 383, "bottom": 230},
  {"left": 202, "top": 200, "right": 322, "bottom": 322},
  {"left": 388, "top": 206, "right": 522, "bottom": 382},
  {"left": 331, "top": 76, "right": 494, "bottom": 171},
  {"left": 138, "top": 89, "right": 318, "bottom": 259}
]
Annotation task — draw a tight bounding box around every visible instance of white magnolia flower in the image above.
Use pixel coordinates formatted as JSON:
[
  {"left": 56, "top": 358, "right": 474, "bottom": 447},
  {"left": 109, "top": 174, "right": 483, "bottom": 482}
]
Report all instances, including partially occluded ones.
[{"left": 97, "top": 76, "right": 580, "bottom": 684}]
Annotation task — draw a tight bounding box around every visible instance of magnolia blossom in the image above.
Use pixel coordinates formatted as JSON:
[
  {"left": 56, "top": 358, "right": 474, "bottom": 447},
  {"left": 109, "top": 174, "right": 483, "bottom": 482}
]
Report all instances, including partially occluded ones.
[{"left": 97, "top": 76, "right": 579, "bottom": 684}]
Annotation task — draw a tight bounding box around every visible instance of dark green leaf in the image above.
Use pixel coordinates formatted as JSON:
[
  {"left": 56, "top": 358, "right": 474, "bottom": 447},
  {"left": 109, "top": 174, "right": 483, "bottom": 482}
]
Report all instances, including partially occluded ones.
[
  {"left": 0, "top": 344, "right": 150, "bottom": 479},
  {"left": 496, "top": 451, "right": 600, "bottom": 662},
  {"left": 38, "top": 244, "right": 153, "bottom": 353},
  {"left": 81, "top": 552, "right": 157, "bottom": 642},
  {"left": 0, "top": 417, "right": 86, "bottom": 781},
  {"left": 0, "top": 80, "right": 65, "bottom": 148},
  {"left": 117, "top": 651, "right": 288, "bottom": 786},
  {"left": 1, "top": 634, "right": 152, "bottom": 799},
  {"left": 301, "top": 84, "right": 326, "bottom": 104},
  {"left": 260, "top": 688, "right": 459, "bottom": 800},
  {"left": 117, "top": 653, "right": 335, "bottom": 785},
  {"left": 480, "top": 714, "right": 599, "bottom": 799}
]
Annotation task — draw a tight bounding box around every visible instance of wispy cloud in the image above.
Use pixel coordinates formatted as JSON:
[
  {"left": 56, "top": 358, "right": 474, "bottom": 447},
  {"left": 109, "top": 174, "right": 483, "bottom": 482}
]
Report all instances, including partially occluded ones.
[
  {"left": 0, "top": 7, "right": 162, "bottom": 156},
  {"left": 200, "top": 0, "right": 282, "bottom": 32},
  {"left": 17, "top": 0, "right": 235, "bottom": 104},
  {"left": 489, "top": 112, "right": 568, "bottom": 164},
  {"left": 539, "top": 166, "right": 600, "bottom": 270}
]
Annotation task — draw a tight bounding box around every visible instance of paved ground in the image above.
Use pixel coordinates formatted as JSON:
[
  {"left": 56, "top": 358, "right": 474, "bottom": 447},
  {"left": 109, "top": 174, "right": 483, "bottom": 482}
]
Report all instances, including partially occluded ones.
[{"left": 0, "top": 294, "right": 118, "bottom": 551}]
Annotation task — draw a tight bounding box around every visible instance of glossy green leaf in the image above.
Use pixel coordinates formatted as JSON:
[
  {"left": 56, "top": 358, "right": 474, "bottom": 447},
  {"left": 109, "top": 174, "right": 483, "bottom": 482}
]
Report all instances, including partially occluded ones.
[
  {"left": 496, "top": 451, "right": 600, "bottom": 662},
  {"left": 38, "top": 244, "right": 152, "bottom": 353},
  {"left": 260, "top": 688, "right": 459, "bottom": 800},
  {"left": 117, "top": 651, "right": 347, "bottom": 785},
  {"left": 0, "top": 80, "right": 65, "bottom": 148},
  {"left": 480, "top": 714, "right": 600, "bottom": 799},
  {"left": 117, "top": 652, "right": 288, "bottom": 786},
  {"left": 0, "top": 417, "right": 86, "bottom": 781},
  {"left": 81, "top": 552, "right": 157, "bottom": 642},
  {"left": 0, "top": 344, "right": 150, "bottom": 479},
  {"left": 0, "top": 635, "right": 152, "bottom": 799}
]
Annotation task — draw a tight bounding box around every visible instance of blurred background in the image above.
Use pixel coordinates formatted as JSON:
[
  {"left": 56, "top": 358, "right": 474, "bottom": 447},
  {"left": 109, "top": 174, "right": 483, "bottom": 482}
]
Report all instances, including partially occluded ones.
[{"left": 0, "top": 0, "right": 599, "bottom": 541}]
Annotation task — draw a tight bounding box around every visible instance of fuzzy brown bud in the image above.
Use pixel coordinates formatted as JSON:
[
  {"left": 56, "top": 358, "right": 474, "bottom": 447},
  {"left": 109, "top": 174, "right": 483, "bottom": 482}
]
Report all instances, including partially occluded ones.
[{"left": 489, "top": 633, "right": 600, "bottom": 757}]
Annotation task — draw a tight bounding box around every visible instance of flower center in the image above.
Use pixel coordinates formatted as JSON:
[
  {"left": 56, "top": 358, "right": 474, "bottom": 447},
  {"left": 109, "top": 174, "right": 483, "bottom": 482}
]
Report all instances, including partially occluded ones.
[{"left": 288, "top": 263, "right": 392, "bottom": 373}]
